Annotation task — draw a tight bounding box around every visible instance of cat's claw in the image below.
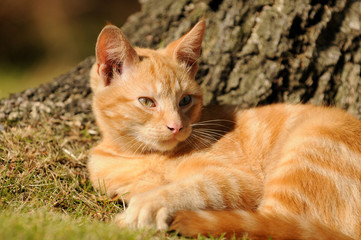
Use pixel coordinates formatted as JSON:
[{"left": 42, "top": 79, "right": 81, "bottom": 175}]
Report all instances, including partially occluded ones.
[
  {"left": 156, "top": 207, "right": 171, "bottom": 230},
  {"left": 120, "top": 192, "right": 172, "bottom": 230},
  {"left": 114, "top": 211, "right": 128, "bottom": 228}
]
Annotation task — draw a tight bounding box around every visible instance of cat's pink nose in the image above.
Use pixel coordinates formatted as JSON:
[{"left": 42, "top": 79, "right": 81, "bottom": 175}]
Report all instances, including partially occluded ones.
[{"left": 167, "top": 124, "right": 183, "bottom": 134}]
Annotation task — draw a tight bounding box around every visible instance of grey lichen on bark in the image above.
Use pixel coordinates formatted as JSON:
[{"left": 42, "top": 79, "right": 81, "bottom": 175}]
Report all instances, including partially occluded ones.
[{"left": 1, "top": 0, "right": 361, "bottom": 126}]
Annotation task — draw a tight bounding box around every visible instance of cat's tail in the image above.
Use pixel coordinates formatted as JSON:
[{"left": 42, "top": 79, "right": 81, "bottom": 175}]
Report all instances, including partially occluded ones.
[{"left": 170, "top": 209, "right": 354, "bottom": 240}]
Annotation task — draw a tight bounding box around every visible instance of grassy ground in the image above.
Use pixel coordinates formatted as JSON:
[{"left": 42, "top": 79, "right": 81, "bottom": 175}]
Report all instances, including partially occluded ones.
[
  {"left": 0, "top": 208, "right": 154, "bottom": 240},
  {"left": 0, "top": 115, "right": 229, "bottom": 239}
]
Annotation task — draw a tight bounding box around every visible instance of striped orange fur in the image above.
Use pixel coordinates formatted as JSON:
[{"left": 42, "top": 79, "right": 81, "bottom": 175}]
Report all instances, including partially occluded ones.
[{"left": 88, "top": 20, "right": 361, "bottom": 239}]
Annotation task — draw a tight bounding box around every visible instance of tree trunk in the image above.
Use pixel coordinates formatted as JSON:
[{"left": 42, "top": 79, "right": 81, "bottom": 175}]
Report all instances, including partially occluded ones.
[{"left": 1, "top": 0, "right": 361, "bottom": 125}]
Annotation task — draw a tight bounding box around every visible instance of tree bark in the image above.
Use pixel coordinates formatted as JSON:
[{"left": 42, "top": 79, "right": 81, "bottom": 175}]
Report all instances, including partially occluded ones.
[{"left": 1, "top": 0, "right": 361, "bottom": 125}]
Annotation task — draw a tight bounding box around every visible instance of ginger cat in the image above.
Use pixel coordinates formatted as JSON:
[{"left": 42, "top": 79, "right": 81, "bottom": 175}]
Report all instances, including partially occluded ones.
[{"left": 88, "top": 20, "right": 361, "bottom": 240}]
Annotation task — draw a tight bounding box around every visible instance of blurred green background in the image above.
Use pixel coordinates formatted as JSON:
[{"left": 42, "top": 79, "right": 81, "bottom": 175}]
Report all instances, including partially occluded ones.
[{"left": 0, "top": 0, "right": 140, "bottom": 99}]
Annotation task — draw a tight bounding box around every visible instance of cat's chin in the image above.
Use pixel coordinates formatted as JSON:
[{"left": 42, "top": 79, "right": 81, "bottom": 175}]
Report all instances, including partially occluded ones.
[
  {"left": 141, "top": 130, "right": 192, "bottom": 153},
  {"left": 154, "top": 138, "right": 181, "bottom": 152}
]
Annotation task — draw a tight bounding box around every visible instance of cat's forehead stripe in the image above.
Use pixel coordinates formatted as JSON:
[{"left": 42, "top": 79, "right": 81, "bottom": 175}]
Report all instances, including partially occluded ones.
[
  {"left": 145, "top": 53, "right": 183, "bottom": 97},
  {"left": 134, "top": 49, "right": 197, "bottom": 100}
]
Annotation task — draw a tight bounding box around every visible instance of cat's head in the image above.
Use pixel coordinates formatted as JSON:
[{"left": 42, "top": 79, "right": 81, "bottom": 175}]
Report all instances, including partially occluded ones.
[{"left": 91, "top": 20, "right": 205, "bottom": 153}]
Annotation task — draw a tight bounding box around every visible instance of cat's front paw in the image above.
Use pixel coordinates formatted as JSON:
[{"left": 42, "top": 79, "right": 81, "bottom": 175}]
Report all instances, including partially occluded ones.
[
  {"left": 114, "top": 211, "right": 127, "bottom": 228},
  {"left": 122, "top": 191, "right": 172, "bottom": 230}
]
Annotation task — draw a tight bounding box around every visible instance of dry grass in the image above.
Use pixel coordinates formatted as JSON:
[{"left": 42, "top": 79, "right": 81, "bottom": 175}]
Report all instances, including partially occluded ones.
[
  {"left": 0, "top": 116, "right": 224, "bottom": 239},
  {"left": 0, "top": 116, "right": 114, "bottom": 219}
]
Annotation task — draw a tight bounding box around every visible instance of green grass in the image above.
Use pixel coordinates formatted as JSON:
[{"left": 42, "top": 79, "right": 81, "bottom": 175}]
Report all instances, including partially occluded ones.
[
  {"left": 0, "top": 208, "right": 144, "bottom": 240},
  {"left": 0, "top": 116, "right": 229, "bottom": 239}
]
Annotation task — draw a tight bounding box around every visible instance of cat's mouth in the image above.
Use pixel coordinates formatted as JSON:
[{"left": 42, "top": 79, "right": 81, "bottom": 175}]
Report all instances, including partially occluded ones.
[{"left": 138, "top": 128, "right": 192, "bottom": 152}]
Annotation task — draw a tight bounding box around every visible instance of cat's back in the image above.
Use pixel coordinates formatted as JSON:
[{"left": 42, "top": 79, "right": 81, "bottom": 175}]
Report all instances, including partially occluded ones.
[
  {"left": 229, "top": 103, "right": 361, "bottom": 173},
  {"left": 276, "top": 104, "right": 361, "bottom": 152},
  {"left": 237, "top": 103, "right": 361, "bottom": 142}
]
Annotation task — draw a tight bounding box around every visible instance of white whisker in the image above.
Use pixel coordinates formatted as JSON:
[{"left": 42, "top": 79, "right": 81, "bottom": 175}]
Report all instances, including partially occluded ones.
[
  {"left": 191, "top": 126, "right": 239, "bottom": 146},
  {"left": 190, "top": 132, "right": 214, "bottom": 148},
  {"left": 187, "top": 134, "right": 204, "bottom": 150},
  {"left": 134, "top": 141, "right": 145, "bottom": 155},
  {"left": 193, "top": 128, "right": 229, "bottom": 134},
  {"left": 192, "top": 131, "right": 219, "bottom": 143},
  {"left": 193, "top": 119, "right": 235, "bottom": 124}
]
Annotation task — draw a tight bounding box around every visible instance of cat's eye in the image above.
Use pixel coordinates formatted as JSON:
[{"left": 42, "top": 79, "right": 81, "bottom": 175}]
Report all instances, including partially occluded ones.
[
  {"left": 179, "top": 95, "right": 192, "bottom": 107},
  {"left": 138, "top": 97, "right": 156, "bottom": 108}
]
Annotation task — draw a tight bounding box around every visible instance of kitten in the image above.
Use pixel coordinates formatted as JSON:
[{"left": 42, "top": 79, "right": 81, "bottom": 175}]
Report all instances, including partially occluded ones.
[{"left": 88, "top": 20, "right": 361, "bottom": 239}]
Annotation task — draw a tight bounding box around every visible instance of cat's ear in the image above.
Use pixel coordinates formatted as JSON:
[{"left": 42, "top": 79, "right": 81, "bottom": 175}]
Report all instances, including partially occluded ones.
[
  {"left": 166, "top": 19, "right": 206, "bottom": 78},
  {"left": 95, "top": 25, "right": 139, "bottom": 86}
]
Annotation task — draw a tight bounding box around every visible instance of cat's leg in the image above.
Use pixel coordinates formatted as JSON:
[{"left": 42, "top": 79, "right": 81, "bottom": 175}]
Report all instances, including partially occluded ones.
[
  {"left": 88, "top": 149, "right": 169, "bottom": 202},
  {"left": 115, "top": 165, "right": 262, "bottom": 230}
]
